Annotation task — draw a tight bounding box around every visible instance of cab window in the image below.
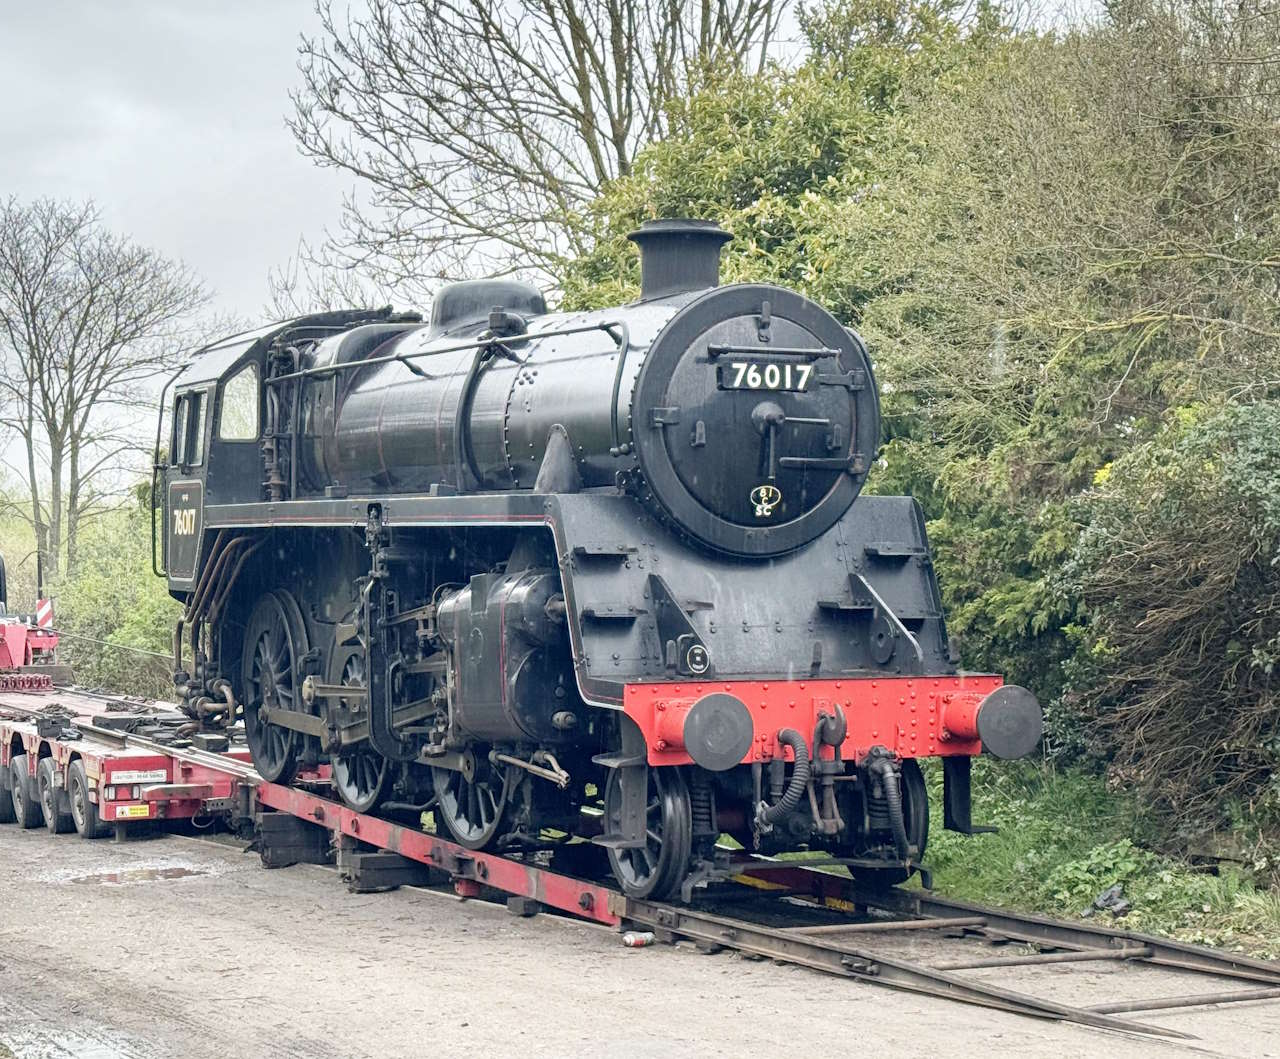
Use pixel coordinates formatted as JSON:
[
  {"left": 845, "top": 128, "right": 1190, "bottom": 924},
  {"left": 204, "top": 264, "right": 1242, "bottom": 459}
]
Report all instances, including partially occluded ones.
[
  {"left": 218, "top": 364, "right": 259, "bottom": 440},
  {"left": 171, "top": 390, "right": 207, "bottom": 466}
]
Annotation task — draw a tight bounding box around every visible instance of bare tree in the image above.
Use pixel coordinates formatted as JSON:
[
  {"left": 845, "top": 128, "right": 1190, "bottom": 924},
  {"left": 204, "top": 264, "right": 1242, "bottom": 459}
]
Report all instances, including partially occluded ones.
[
  {"left": 288, "top": 0, "right": 790, "bottom": 295},
  {"left": 266, "top": 235, "right": 390, "bottom": 317},
  {"left": 0, "top": 198, "right": 209, "bottom": 575}
]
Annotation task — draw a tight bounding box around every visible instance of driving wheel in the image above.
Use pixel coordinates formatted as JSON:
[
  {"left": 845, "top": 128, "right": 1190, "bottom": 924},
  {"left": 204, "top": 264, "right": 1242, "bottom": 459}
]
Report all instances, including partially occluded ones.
[
  {"left": 242, "top": 590, "right": 310, "bottom": 785},
  {"left": 329, "top": 647, "right": 389, "bottom": 813}
]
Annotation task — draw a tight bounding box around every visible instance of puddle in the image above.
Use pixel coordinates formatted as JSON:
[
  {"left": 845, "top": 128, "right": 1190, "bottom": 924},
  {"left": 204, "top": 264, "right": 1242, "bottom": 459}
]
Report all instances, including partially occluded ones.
[{"left": 67, "top": 866, "right": 206, "bottom": 885}]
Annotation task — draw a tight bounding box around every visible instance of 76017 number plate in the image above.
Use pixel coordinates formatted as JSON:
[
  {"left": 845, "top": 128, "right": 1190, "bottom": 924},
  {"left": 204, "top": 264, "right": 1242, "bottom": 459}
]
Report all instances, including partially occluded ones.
[{"left": 717, "top": 360, "right": 815, "bottom": 392}]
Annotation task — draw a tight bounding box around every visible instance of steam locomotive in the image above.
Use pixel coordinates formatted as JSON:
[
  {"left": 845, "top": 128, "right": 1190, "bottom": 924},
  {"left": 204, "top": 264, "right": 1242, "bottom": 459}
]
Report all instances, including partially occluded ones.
[{"left": 157, "top": 219, "right": 1041, "bottom": 899}]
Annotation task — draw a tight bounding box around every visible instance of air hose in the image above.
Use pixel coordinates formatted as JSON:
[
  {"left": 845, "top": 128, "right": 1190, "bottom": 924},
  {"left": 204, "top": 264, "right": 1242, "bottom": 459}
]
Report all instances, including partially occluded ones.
[
  {"left": 869, "top": 757, "right": 913, "bottom": 860},
  {"left": 755, "top": 728, "right": 811, "bottom": 829}
]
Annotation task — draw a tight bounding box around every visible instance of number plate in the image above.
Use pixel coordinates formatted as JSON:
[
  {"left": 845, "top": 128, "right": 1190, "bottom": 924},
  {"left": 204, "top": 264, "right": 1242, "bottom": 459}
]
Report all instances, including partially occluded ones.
[{"left": 717, "top": 361, "right": 815, "bottom": 392}]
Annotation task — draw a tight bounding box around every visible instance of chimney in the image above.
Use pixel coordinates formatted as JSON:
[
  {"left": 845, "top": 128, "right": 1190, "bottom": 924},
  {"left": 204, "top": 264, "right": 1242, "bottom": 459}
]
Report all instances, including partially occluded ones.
[{"left": 627, "top": 219, "right": 732, "bottom": 301}]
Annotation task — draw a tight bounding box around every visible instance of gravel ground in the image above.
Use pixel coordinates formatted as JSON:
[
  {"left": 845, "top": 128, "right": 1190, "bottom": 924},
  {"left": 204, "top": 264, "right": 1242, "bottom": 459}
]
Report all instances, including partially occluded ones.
[{"left": 0, "top": 824, "right": 1277, "bottom": 1058}]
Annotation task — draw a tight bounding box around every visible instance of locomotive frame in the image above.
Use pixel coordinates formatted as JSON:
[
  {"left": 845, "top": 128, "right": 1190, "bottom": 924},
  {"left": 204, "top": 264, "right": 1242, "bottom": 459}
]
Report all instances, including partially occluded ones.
[{"left": 155, "top": 219, "right": 1041, "bottom": 900}]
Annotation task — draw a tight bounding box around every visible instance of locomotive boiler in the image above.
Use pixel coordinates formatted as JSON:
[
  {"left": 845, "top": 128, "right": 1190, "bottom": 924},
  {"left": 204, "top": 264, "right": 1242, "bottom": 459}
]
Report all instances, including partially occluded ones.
[{"left": 158, "top": 219, "right": 1042, "bottom": 900}]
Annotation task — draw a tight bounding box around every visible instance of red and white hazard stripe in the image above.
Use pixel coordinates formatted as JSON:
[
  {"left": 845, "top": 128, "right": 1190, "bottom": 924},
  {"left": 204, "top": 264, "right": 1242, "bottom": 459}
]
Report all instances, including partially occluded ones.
[{"left": 36, "top": 598, "right": 53, "bottom": 628}]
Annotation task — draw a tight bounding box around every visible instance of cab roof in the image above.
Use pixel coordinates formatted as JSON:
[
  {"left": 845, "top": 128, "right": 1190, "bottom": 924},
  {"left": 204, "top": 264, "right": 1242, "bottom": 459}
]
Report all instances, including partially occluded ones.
[{"left": 172, "top": 309, "right": 407, "bottom": 389}]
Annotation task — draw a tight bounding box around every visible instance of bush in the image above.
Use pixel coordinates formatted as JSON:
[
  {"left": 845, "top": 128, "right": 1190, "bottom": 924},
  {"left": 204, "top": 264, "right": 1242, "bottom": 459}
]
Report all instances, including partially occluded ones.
[{"left": 1061, "top": 402, "right": 1280, "bottom": 836}]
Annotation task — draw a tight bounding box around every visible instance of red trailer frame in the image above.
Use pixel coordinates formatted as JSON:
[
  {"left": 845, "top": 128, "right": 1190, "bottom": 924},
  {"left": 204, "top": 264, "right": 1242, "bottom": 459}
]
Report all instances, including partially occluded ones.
[
  {"left": 0, "top": 701, "right": 247, "bottom": 830},
  {"left": 0, "top": 685, "right": 621, "bottom": 925}
]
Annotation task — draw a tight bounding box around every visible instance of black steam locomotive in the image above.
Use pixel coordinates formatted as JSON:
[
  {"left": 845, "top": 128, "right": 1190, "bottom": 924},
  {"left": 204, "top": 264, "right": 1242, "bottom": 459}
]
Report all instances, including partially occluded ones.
[{"left": 157, "top": 219, "right": 1040, "bottom": 899}]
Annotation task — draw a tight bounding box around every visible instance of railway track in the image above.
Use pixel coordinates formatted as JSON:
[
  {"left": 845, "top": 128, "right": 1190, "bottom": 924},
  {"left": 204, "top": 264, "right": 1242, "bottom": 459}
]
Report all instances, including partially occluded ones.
[
  {"left": 2, "top": 688, "right": 1278, "bottom": 1043},
  {"left": 627, "top": 873, "right": 1280, "bottom": 1041}
]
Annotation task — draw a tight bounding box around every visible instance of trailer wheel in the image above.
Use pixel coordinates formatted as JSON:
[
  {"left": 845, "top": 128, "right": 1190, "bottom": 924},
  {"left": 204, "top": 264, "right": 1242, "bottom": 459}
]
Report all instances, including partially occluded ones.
[
  {"left": 37, "top": 758, "right": 74, "bottom": 834},
  {"left": 68, "top": 760, "right": 108, "bottom": 839},
  {"left": 9, "top": 754, "right": 42, "bottom": 828},
  {"left": 0, "top": 764, "right": 15, "bottom": 824}
]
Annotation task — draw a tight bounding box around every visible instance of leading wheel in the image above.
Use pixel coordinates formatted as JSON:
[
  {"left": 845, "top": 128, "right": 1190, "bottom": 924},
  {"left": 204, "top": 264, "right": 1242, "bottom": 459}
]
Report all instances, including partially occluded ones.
[
  {"left": 432, "top": 754, "right": 511, "bottom": 850},
  {"left": 603, "top": 766, "right": 693, "bottom": 900},
  {"left": 848, "top": 758, "right": 929, "bottom": 890},
  {"left": 68, "top": 760, "right": 108, "bottom": 839},
  {"left": 37, "top": 758, "right": 73, "bottom": 834},
  {"left": 330, "top": 648, "right": 389, "bottom": 814},
  {"left": 242, "top": 590, "right": 311, "bottom": 785}
]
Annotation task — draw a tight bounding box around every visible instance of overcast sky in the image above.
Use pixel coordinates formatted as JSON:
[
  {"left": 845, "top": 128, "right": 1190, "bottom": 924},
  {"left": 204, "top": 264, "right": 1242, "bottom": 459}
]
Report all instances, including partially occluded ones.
[{"left": 0, "top": 1, "right": 351, "bottom": 322}]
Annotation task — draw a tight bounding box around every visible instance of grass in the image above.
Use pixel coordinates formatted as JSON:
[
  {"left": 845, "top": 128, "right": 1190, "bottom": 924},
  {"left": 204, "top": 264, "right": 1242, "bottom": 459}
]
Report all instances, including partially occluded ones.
[{"left": 922, "top": 759, "right": 1280, "bottom": 959}]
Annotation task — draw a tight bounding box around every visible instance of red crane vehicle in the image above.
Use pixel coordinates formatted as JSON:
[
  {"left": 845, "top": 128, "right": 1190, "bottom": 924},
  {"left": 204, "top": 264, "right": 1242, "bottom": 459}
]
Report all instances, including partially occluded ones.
[{"left": 0, "top": 554, "right": 64, "bottom": 689}]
